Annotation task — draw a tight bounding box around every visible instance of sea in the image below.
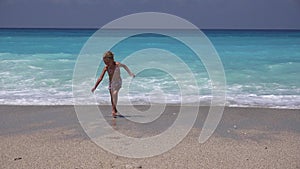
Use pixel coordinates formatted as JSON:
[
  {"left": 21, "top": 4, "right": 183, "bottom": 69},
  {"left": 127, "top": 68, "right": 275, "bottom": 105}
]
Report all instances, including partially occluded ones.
[{"left": 0, "top": 29, "right": 299, "bottom": 109}]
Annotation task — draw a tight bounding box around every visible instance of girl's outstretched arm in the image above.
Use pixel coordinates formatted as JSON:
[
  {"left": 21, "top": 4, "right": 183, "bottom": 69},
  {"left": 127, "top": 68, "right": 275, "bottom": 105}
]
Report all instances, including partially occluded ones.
[
  {"left": 119, "top": 63, "right": 135, "bottom": 77},
  {"left": 91, "top": 67, "right": 107, "bottom": 93}
]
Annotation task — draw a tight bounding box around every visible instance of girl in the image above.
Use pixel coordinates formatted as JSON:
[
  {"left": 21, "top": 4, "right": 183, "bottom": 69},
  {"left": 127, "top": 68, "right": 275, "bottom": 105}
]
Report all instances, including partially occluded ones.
[{"left": 91, "top": 51, "right": 135, "bottom": 118}]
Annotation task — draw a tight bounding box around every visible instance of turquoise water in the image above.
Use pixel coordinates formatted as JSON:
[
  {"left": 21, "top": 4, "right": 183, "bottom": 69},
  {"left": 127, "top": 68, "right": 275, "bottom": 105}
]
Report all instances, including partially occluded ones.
[{"left": 0, "top": 29, "right": 299, "bottom": 108}]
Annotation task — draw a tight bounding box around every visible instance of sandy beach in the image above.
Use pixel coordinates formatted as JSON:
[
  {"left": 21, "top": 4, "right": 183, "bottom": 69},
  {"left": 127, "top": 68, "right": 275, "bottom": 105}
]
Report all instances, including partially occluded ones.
[{"left": 1, "top": 105, "right": 300, "bottom": 169}]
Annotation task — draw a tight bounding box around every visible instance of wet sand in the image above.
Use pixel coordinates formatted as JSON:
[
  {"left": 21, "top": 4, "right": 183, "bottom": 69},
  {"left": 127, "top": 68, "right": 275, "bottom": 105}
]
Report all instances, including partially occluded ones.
[{"left": 1, "top": 105, "right": 300, "bottom": 169}]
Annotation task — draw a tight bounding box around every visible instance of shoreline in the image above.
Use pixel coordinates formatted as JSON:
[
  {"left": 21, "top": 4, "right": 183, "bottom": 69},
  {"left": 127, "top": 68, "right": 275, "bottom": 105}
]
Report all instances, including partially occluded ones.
[
  {"left": 1, "top": 104, "right": 299, "bottom": 110},
  {"left": 1, "top": 105, "right": 299, "bottom": 168}
]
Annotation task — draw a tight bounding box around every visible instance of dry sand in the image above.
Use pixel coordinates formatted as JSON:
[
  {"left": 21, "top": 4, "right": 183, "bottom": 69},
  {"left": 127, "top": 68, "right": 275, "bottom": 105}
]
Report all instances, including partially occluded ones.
[{"left": 0, "top": 105, "right": 300, "bottom": 169}]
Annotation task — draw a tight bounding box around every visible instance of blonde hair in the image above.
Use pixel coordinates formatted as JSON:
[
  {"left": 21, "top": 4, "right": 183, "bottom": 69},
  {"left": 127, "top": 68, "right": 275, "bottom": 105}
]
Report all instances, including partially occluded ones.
[{"left": 103, "top": 51, "right": 114, "bottom": 60}]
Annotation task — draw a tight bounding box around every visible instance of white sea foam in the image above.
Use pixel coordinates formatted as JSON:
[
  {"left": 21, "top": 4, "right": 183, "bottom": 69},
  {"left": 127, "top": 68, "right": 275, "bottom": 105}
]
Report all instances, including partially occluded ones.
[
  {"left": 28, "top": 65, "right": 43, "bottom": 70},
  {"left": 1, "top": 87, "right": 300, "bottom": 109}
]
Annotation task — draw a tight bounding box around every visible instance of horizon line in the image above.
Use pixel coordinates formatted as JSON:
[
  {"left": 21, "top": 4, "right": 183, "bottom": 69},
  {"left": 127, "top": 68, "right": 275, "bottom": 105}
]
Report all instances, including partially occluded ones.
[{"left": 0, "top": 27, "right": 300, "bottom": 31}]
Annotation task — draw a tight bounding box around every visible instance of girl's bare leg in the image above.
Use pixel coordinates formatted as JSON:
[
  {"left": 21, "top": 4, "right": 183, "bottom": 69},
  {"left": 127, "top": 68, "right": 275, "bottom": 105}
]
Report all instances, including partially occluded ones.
[{"left": 110, "top": 89, "right": 119, "bottom": 117}]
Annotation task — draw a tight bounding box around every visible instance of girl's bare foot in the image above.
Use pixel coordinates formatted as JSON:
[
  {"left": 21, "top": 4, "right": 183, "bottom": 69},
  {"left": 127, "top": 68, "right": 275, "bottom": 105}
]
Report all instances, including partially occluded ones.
[{"left": 112, "top": 110, "right": 117, "bottom": 118}]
